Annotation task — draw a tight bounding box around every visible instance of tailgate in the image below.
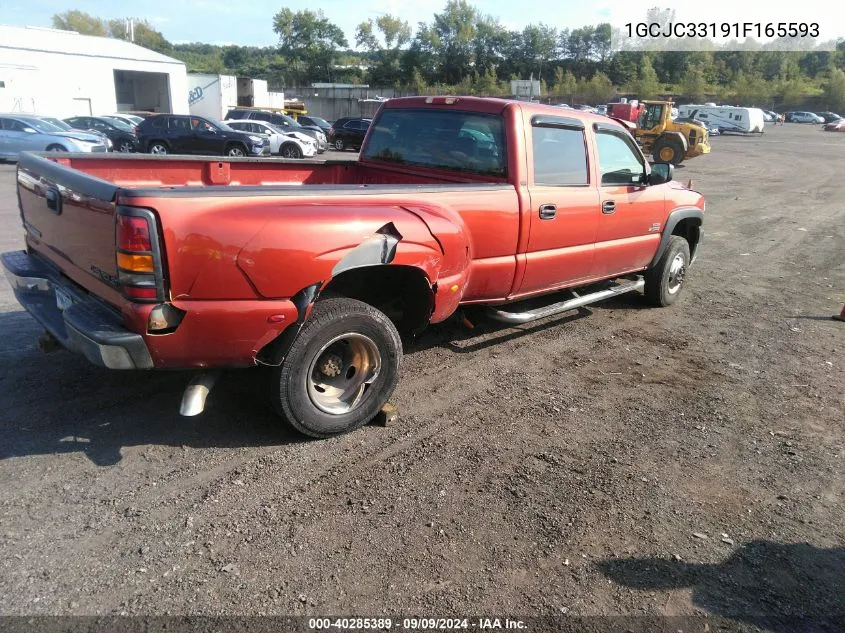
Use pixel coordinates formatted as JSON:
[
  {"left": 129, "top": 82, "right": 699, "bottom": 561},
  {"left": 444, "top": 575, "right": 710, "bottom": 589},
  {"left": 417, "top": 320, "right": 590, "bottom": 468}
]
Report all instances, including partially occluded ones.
[{"left": 16, "top": 153, "right": 123, "bottom": 304}]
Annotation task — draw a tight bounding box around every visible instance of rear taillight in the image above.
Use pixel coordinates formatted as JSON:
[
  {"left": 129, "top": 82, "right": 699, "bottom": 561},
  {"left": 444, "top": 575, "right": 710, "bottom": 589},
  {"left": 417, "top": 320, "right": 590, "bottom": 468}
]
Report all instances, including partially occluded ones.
[{"left": 116, "top": 207, "right": 164, "bottom": 303}]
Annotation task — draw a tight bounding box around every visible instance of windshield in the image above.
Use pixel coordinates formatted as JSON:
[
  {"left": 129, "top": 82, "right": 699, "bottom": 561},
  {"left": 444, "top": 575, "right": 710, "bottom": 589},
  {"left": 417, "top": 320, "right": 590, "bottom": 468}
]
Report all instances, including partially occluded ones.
[
  {"left": 361, "top": 109, "right": 507, "bottom": 178},
  {"left": 307, "top": 117, "right": 329, "bottom": 127},
  {"left": 38, "top": 118, "right": 72, "bottom": 131},
  {"left": 19, "top": 118, "right": 65, "bottom": 133},
  {"left": 102, "top": 118, "right": 133, "bottom": 132}
]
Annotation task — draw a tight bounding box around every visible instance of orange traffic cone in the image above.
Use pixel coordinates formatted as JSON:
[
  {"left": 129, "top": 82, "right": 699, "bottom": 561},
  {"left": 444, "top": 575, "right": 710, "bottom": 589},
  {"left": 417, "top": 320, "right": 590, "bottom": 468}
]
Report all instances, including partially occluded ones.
[{"left": 835, "top": 304, "right": 845, "bottom": 322}]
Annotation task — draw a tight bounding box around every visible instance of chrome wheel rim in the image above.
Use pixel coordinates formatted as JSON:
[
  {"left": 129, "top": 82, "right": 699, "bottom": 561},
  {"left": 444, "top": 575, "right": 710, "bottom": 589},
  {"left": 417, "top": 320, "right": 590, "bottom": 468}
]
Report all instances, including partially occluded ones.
[
  {"left": 228, "top": 147, "right": 245, "bottom": 156},
  {"left": 306, "top": 333, "right": 381, "bottom": 415},
  {"left": 150, "top": 144, "right": 167, "bottom": 154},
  {"left": 118, "top": 142, "right": 133, "bottom": 153},
  {"left": 667, "top": 253, "right": 687, "bottom": 294},
  {"left": 335, "top": 139, "right": 344, "bottom": 150}
]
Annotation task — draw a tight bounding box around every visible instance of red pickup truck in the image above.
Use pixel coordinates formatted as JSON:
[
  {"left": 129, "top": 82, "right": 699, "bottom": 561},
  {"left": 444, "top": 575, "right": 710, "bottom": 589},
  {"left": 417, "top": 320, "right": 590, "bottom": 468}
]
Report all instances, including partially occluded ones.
[{"left": 3, "top": 96, "right": 704, "bottom": 438}]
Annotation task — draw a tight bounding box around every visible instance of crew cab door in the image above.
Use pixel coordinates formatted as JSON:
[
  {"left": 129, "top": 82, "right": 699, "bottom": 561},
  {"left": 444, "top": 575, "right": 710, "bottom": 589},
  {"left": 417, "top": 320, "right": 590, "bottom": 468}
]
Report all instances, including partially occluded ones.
[
  {"left": 590, "top": 124, "right": 665, "bottom": 278},
  {"left": 518, "top": 115, "right": 600, "bottom": 296}
]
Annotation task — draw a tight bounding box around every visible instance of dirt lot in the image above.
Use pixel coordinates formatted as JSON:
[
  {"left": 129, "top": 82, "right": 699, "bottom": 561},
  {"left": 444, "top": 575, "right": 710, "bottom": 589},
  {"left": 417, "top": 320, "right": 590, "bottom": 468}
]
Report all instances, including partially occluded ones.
[{"left": 0, "top": 127, "right": 842, "bottom": 630}]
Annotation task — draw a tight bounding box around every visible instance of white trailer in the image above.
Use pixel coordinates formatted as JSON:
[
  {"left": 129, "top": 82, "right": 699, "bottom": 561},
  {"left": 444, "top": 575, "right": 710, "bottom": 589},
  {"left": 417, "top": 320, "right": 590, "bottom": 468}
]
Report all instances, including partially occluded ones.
[
  {"left": 188, "top": 74, "right": 272, "bottom": 121},
  {"left": 677, "top": 104, "right": 765, "bottom": 134}
]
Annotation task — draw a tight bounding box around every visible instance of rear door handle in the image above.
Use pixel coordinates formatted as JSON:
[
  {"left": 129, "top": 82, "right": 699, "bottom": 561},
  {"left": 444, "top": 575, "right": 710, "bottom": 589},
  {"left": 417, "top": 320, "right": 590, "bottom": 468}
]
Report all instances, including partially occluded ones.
[
  {"left": 602, "top": 200, "right": 616, "bottom": 214},
  {"left": 539, "top": 203, "right": 557, "bottom": 220}
]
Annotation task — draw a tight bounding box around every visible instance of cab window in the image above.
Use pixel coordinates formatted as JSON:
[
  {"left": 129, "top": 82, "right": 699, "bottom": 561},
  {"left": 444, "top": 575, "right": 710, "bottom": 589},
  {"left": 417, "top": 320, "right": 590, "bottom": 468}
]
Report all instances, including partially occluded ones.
[
  {"left": 639, "top": 104, "right": 663, "bottom": 129},
  {"left": 595, "top": 131, "right": 645, "bottom": 186},
  {"left": 532, "top": 125, "right": 588, "bottom": 186}
]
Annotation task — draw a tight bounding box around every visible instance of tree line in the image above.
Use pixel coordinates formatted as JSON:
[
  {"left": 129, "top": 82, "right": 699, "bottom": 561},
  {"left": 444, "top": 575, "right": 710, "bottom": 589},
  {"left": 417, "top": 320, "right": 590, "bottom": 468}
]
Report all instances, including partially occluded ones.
[{"left": 52, "top": 3, "right": 845, "bottom": 109}]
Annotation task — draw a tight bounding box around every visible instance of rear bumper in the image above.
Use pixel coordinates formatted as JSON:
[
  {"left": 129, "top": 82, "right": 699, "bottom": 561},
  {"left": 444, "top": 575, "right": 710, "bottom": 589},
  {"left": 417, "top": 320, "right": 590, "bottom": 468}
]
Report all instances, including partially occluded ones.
[{"left": 2, "top": 250, "right": 153, "bottom": 370}]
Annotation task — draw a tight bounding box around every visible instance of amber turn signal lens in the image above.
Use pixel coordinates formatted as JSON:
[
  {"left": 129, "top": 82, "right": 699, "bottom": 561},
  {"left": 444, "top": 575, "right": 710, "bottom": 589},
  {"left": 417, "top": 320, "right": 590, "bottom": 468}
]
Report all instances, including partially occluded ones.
[{"left": 117, "top": 253, "right": 154, "bottom": 273}]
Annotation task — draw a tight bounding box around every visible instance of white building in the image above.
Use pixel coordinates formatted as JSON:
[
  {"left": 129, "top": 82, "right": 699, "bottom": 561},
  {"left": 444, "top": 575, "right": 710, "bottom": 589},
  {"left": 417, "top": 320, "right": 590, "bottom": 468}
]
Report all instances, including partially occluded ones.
[
  {"left": 187, "top": 73, "right": 271, "bottom": 120},
  {"left": 0, "top": 25, "right": 189, "bottom": 117}
]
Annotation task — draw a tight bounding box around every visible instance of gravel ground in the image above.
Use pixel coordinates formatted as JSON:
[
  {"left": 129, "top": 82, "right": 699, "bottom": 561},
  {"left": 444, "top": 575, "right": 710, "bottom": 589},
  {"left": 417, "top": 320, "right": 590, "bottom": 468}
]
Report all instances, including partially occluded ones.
[{"left": 0, "top": 127, "right": 843, "bottom": 630}]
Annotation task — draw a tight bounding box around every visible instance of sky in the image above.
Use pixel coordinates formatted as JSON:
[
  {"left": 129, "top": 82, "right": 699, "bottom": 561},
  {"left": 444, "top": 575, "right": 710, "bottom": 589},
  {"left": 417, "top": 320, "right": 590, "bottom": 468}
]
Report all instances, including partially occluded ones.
[{"left": 3, "top": 0, "right": 843, "bottom": 48}]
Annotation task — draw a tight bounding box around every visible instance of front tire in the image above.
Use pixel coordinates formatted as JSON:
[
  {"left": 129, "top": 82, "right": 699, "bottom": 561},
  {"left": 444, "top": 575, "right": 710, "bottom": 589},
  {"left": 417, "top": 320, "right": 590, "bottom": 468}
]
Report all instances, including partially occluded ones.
[
  {"left": 280, "top": 143, "right": 303, "bottom": 159},
  {"left": 46, "top": 144, "right": 67, "bottom": 152},
  {"left": 270, "top": 298, "right": 402, "bottom": 438},
  {"left": 644, "top": 235, "right": 691, "bottom": 307},
  {"left": 652, "top": 138, "right": 685, "bottom": 165},
  {"left": 227, "top": 144, "right": 246, "bottom": 157},
  {"left": 334, "top": 138, "right": 345, "bottom": 151},
  {"left": 117, "top": 140, "right": 135, "bottom": 153},
  {"left": 149, "top": 142, "right": 168, "bottom": 155}
]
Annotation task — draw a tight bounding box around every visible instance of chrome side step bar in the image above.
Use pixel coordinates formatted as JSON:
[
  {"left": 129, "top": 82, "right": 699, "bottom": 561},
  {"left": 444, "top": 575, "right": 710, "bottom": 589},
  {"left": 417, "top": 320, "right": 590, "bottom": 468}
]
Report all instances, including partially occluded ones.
[{"left": 486, "top": 277, "right": 645, "bottom": 324}]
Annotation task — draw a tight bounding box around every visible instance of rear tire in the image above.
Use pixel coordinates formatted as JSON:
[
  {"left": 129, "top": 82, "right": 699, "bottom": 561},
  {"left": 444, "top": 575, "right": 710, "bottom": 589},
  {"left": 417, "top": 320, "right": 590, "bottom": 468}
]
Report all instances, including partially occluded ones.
[
  {"left": 148, "top": 142, "right": 168, "bottom": 155},
  {"left": 226, "top": 144, "right": 247, "bottom": 157},
  {"left": 269, "top": 297, "right": 402, "bottom": 438},
  {"left": 652, "top": 138, "right": 685, "bottom": 165},
  {"left": 644, "top": 235, "right": 691, "bottom": 307},
  {"left": 334, "top": 138, "right": 345, "bottom": 151},
  {"left": 280, "top": 143, "right": 303, "bottom": 159}
]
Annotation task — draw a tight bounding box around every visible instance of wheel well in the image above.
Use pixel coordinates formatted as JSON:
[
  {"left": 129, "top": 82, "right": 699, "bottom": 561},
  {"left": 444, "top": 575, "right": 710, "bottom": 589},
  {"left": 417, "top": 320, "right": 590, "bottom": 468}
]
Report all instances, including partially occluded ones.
[
  {"left": 321, "top": 265, "right": 433, "bottom": 333},
  {"left": 45, "top": 144, "right": 66, "bottom": 151},
  {"left": 148, "top": 139, "right": 167, "bottom": 148},
  {"left": 226, "top": 141, "right": 247, "bottom": 151},
  {"left": 281, "top": 142, "right": 298, "bottom": 152},
  {"left": 672, "top": 218, "right": 701, "bottom": 259}
]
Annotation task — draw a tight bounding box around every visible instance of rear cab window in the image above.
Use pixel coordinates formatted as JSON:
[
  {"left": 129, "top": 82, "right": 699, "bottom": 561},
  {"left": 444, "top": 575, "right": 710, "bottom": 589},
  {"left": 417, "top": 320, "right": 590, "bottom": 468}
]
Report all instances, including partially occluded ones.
[
  {"left": 531, "top": 118, "right": 589, "bottom": 186},
  {"left": 362, "top": 108, "right": 507, "bottom": 178}
]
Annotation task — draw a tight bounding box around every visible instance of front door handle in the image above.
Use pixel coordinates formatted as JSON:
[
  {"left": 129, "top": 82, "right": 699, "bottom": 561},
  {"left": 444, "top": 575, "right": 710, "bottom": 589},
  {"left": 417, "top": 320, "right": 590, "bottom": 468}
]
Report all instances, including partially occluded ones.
[
  {"left": 602, "top": 200, "right": 616, "bottom": 214},
  {"left": 539, "top": 203, "right": 557, "bottom": 220}
]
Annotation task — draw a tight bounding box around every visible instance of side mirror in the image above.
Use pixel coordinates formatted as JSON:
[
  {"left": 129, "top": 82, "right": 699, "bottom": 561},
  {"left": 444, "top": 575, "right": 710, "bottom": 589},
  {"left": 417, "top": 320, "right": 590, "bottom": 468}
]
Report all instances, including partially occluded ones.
[
  {"left": 649, "top": 162, "right": 674, "bottom": 185},
  {"left": 23, "top": 127, "right": 37, "bottom": 134}
]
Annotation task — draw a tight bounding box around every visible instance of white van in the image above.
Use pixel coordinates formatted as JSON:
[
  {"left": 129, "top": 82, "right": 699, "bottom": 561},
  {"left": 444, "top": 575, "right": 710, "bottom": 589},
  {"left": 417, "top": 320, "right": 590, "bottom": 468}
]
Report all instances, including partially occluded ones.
[{"left": 677, "top": 104, "right": 765, "bottom": 134}]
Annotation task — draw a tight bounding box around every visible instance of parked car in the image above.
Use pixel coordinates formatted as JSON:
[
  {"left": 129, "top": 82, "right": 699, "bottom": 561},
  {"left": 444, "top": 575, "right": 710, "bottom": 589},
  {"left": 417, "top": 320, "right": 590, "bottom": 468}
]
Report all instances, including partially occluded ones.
[
  {"left": 788, "top": 112, "right": 824, "bottom": 123},
  {"left": 595, "top": 105, "right": 608, "bottom": 115},
  {"left": 36, "top": 116, "right": 113, "bottom": 150},
  {"left": 327, "top": 117, "right": 372, "bottom": 151},
  {"left": 136, "top": 114, "right": 270, "bottom": 156},
  {"left": 761, "top": 110, "right": 776, "bottom": 122},
  {"left": 64, "top": 116, "right": 138, "bottom": 152},
  {"left": 815, "top": 112, "right": 842, "bottom": 123},
  {"left": 297, "top": 115, "right": 332, "bottom": 135},
  {"left": 823, "top": 119, "right": 845, "bottom": 132},
  {"left": 572, "top": 104, "right": 598, "bottom": 114},
  {"left": 225, "top": 119, "right": 317, "bottom": 158},
  {"left": 0, "top": 114, "right": 108, "bottom": 158},
  {"left": 3, "top": 96, "right": 704, "bottom": 438},
  {"left": 225, "top": 109, "right": 327, "bottom": 153}
]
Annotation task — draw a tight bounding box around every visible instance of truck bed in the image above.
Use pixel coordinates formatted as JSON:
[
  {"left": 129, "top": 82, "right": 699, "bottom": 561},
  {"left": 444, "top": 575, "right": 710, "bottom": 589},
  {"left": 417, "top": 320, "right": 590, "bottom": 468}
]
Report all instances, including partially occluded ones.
[
  {"left": 30, "top": 152, "right": 508, "bottom": 188},
  {"left": 15, "top": 153, "right": 521, "bottom": 325}
]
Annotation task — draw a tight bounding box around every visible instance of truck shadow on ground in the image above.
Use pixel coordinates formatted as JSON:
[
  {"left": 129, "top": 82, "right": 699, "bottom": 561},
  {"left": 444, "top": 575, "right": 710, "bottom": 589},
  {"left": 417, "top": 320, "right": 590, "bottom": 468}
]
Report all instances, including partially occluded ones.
[
  {"left": 598, "top": 540, "right": 845, "bottom": 633},
  {"left": 409, "top": 286, "right": 652, "bottom": 355},
  {"left": 0, "top": 311, "right": 303, "bottom": 466},
  {"left": 0, "top": 289, "right": 651, "bottom": 466}
]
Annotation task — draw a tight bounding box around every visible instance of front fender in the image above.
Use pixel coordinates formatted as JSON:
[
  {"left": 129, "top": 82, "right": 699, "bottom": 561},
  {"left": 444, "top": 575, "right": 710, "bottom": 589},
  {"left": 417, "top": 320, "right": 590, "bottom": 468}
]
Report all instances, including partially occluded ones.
[{"left": 649, "top": 206, "right": 703, "bottom": 268}]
